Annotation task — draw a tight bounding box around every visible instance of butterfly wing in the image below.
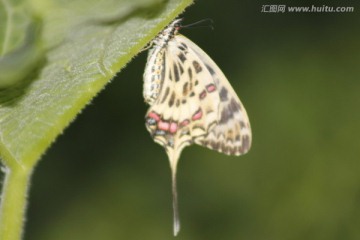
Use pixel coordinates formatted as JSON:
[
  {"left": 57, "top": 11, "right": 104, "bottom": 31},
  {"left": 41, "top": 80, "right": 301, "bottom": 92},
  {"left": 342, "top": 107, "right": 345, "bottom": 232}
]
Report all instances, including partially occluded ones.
[
  {"left": 144, "top": 36, "right": 225, "bottom": 235},
  {"left": 144, "top": 32, "right": 251, "bottom": 236},
  {"left": 145, "top": 36, "right": 222, "bottom": 167},
  {"left": 176, "top": 35, "right": 252, "bottom": 156}
]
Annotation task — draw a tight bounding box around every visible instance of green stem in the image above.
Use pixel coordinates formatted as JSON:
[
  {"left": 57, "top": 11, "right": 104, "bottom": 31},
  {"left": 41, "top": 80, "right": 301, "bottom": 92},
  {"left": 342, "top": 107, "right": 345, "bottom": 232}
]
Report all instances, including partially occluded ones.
[{"left": 0, "top": 166, "right": 32, "bottom": 240}]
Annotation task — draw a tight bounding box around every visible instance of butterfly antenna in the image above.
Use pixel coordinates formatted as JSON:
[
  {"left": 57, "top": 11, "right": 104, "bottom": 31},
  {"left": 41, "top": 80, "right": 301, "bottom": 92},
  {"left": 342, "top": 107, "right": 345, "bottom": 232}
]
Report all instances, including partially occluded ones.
[
  {"left": 166, "top": 148, "right": 181, "bottom": 236},
  {"left": 181, "top": 18, "right": 214, "bottom": 30}
]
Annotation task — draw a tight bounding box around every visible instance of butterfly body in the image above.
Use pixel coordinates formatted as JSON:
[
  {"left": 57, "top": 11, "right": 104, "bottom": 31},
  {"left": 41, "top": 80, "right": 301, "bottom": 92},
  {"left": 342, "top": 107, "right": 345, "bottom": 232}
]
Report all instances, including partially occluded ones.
[{"left": 143, "top": 19, "right": 252, "bottom": 236}]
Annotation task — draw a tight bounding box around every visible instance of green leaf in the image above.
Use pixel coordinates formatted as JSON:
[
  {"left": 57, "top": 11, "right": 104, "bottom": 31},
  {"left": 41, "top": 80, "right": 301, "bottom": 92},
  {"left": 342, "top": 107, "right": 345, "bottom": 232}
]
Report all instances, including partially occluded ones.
[
  {"left": 0, "top": 0, "right": 33, "bottom": 55},
  {"left": 0, "top": 0, "right": 193, "bottom": 169},
  {"left": 0, "top": 0, "right": 44, "bottom": 87}
]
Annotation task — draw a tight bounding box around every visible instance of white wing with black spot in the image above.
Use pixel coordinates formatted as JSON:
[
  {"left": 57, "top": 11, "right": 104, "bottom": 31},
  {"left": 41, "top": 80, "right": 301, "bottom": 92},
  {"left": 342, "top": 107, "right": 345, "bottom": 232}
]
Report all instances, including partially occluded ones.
[
  {"left": 143, "top": 19, "right": 252, "bottom": 236},
  {"left": 177, "top": 35, "right": 252, "bottom": 156}
]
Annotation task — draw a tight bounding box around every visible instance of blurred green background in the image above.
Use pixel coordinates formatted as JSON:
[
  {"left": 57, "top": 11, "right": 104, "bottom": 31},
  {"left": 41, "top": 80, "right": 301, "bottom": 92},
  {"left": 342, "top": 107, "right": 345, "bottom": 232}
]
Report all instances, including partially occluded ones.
[{"left": 13, "top": 0, "right": 360, "bottom": 239}]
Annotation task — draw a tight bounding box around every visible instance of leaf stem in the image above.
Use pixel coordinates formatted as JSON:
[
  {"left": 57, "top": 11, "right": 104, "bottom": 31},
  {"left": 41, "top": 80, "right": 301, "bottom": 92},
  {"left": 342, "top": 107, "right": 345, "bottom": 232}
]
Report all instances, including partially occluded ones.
[{"left": 0, "top": 166, "right": 32, "bottom": 240}]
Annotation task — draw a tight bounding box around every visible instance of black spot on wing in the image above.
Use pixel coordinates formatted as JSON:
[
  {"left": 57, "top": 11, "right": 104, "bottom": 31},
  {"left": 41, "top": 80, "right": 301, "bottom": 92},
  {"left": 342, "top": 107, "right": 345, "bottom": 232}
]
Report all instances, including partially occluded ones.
[
  {"left": 173, "top": 63, "right": 180, "bottom": 82},
  {"left": 221, "top": 143, "right": 230, "bottom": 154},
  {"left": 168, "top": 92, "right": 175, "bottom": 107},
  {"left": 182, "top": 82, "right": 189, "bottom": 96},
  {"left": 169, "top": 68, "right": 173, "bottom": 81},
  {"left": 188, "top": 68, "right": 193, "bottom": 79},
  {"left": 240, "top": 135, "right": 251, "bottom": 153},
  {"left": 219, "top": 87, "right": 228, "bottom": 102},
  {"left": 193, "top": 60, "right": 202, "bottom": 73},
  {"left": 178, "top": 62, "right": 184, "bottom": 75},
  {"left": 160, "top": 87, "right": 170, "bottom": 103},
  {"left": 219, "top": 108, "right": 233, "bottom": 124},
  {"left": 180, "top": 42, "right": 188, "bottom": 49},
  {"left": 178, "top": 46, "right": 186, "bottom": 51},
  {"left": 229, "top": 98, "right": 241, "bottom": 112},
  {"left": 205, "top": 64, "right": 216, "bottom": 75},
  {"left": 210, "top": 141, "right": 220, "bottom": 151},
  {"left": 178, "top": 53, "right": 186, "bottom": 63},
  {"left": 219, "top": 98, "right": 241, "bottom": 124}
]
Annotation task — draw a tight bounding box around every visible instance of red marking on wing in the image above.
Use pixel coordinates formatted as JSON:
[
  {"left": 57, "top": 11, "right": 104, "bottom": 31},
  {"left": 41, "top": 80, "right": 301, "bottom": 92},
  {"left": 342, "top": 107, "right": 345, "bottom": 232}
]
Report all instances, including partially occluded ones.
[
  {"left": 180, "top": 119, "right": 190, "bottom": 127},
  {"left": 199, "top": 90, "right": 207, "bottom": 100},
  {"left": 148, "top": 111, "right": 160, "bottom": 121},
  {"left": 206, "top": 84, "right": 216, "bottom": 93},
  {"left": 192, "top": 109, "right": 203, "bottom": 121},
  {"left": 158, "top": 121, "right": 170, "bottom": 131},
  {"left": 169, "top": 122, "right": 178, "bottom": 134}
]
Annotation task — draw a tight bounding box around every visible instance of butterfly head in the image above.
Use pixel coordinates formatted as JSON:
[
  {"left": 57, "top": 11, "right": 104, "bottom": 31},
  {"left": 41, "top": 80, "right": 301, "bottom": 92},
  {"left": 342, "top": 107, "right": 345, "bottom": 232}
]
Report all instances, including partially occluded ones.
[
  {"left": 172, "top": 18, "right": 183, "bottom": 32},
  {"left": 152, "top": 19, "right": 183, "bottom": 47}
]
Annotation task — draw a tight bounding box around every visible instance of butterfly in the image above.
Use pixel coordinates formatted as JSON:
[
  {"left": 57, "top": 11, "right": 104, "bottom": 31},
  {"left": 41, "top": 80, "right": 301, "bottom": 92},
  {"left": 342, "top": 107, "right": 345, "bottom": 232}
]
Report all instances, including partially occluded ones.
[{"left": 143, "top": 19, "right": 252, "bottom": 236}]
